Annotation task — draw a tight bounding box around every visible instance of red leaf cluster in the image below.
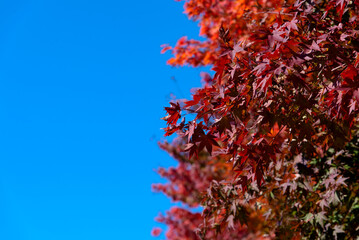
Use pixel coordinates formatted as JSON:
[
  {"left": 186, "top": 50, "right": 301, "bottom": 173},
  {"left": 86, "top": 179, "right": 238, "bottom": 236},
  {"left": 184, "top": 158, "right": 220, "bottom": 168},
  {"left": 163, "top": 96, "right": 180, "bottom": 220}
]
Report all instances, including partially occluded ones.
[{"left": 155, "top": 0, "right": 359, "bottom": 238}]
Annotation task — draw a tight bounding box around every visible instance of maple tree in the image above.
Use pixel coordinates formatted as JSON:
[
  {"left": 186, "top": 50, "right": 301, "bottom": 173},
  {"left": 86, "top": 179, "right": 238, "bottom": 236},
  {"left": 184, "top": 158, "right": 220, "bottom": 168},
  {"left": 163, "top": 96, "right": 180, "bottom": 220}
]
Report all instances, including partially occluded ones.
[{"left": 154, "top": 0, "right": 359, "bottom": 239}]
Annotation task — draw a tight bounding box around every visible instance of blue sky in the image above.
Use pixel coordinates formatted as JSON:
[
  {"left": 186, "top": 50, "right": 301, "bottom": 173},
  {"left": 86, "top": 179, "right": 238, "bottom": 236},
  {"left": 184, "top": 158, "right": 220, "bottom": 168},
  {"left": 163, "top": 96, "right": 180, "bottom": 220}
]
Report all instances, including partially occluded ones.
[{"left": 0, "top": 1, "right": 208, "bottom": 239}]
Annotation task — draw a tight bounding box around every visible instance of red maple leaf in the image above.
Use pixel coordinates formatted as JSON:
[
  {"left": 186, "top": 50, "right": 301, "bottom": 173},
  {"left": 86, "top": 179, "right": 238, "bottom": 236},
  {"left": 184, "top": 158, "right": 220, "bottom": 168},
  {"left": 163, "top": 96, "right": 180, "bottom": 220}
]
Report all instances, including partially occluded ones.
[
  {"left": 341, "top": 64, "right": 358, "bottom": 80},
  {"left": 163, "top": 102, "right": 181, "bottom": 125}
]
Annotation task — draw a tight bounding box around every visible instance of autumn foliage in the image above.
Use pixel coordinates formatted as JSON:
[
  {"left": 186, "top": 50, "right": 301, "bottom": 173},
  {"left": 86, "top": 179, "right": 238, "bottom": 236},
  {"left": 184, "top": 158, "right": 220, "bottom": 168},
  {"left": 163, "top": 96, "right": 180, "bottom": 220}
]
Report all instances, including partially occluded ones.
[{"left": 154, "top": 0, "right": 359, "bottom": 239}]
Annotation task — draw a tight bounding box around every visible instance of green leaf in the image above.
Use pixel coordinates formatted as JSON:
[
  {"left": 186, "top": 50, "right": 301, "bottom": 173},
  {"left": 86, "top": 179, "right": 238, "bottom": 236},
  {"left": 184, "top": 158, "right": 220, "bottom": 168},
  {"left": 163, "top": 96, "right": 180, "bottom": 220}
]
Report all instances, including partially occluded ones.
[{"left": 303, "top": 213, "right": 314, "bottom": 223}]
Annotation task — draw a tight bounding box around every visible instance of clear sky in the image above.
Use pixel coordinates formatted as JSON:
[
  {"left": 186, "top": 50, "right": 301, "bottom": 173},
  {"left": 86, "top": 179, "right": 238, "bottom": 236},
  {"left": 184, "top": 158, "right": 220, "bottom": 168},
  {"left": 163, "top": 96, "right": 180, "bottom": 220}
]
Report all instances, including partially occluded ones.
[{"left": 0, "top": 1, "right": 208, "bottom": 239}]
